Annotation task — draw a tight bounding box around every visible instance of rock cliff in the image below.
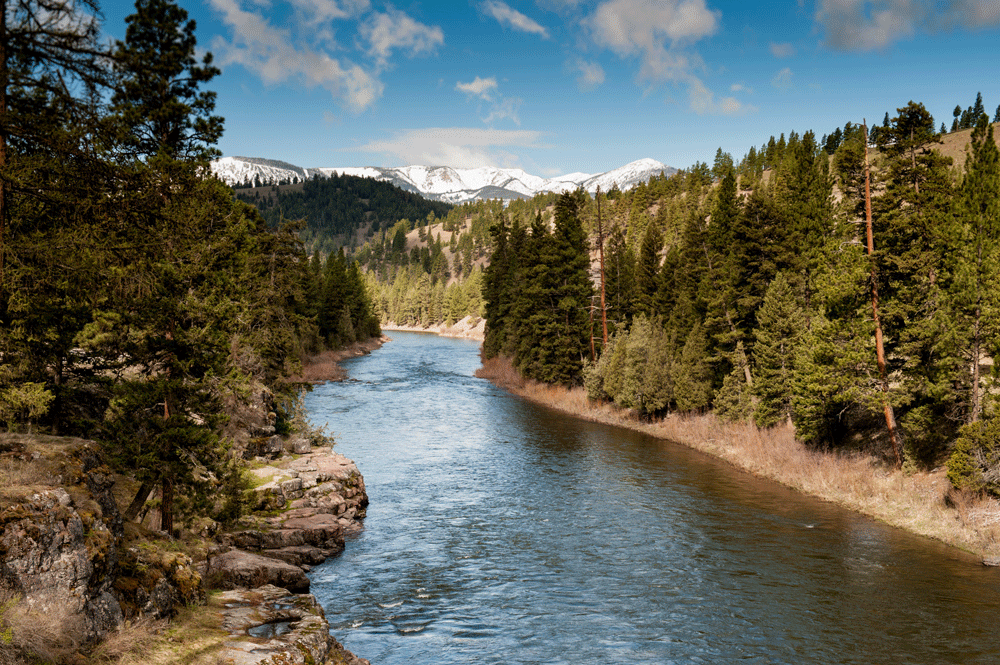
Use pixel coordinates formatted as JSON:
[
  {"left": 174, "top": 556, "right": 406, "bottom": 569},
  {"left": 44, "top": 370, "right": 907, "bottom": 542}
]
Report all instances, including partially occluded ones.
[{"left": 0, "top": 434, "right": 369, "bottom": 664}]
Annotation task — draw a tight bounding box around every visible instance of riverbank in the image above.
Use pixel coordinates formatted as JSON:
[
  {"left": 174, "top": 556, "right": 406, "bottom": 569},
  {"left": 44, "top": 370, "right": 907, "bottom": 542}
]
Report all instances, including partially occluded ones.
[
  {"left": 0, "top": 433, "right": 371, "bottom": 665},
  {"left": 292, "top": 336, "right": 389, "bottom": 383},
  {"left": 474, "top": 354, "right": 1000, "bottom": 562},
  {"left": 381, "top": 315, "right": 485, "bottom": 341}
]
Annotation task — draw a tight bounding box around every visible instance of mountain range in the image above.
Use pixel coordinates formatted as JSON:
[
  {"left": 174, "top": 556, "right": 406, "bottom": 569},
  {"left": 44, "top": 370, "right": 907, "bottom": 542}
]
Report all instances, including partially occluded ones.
[{"left": 211, "top": 156, "right": 676, "bottom": 205}]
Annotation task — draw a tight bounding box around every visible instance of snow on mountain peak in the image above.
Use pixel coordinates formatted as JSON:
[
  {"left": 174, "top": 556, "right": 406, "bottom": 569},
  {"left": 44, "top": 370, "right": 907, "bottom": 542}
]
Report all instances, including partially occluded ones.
[{"left": 210, "top": 157, "right": 676, "bottom": 204}]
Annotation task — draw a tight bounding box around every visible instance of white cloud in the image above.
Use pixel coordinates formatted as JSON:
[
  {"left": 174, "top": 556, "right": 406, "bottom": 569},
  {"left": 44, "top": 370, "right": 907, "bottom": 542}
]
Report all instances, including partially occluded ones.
[
  {"left": 287, "top": 0, "right": 369, "bottom": 23},
  {"left": 688, "top": 78, "right": 751, "bottom": 115},
  {"left": 771, "top": 66, "right": 793, "bottom": 89},
  {"left": 816, "top": 0, "right": 1000, "bottom": 51},
  {"left": 356, "top": 127, "right": 546, "bottom": 168},
  {"left": 483, "top": 97, "right": 522, "bottom": 125},
  {"left": 574, "top": 59, "right": 605, "bottom": 90},
  {"left": 456, "top": 77, "right": 521, "bottom": 125},
  {"left": 208, "top": 0, "right": 383, "bottom": 112},
  {"left": 588, "top": 0, "right": 718, "bottom": 81},
  {"left": 730, "top": 82, "right": 752, "bottom": 93},
  {"left": 456, "top": 76, "right": 499, "bottom": 99},
  {"left": 769, "top": 41, "right": 795, "bottom": 57},
  {"left": 480, "top": 0, "right": 550, "bottom": 37},
  {"left": 360, "top": 8, "right": 444, "bottom": 66}
]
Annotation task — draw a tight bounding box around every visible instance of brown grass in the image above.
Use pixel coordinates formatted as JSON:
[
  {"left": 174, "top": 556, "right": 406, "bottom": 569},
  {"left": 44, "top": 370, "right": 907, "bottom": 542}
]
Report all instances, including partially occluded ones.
[
  {"left": 0, "top": 456, "right": 51, "bottom": 490},
  {"left": 477, "top": 355, "right": 1000, "bottom": 559},
  {"left": 85, "top": 617, "right": 166, "bottom": 664},
  {"left": 99, "top": 595, "right": 229, "bottom": 665},
  {"left": 289, "top": 336, "right": 387, "bottom": 384},
  {"left": 0, "top": 590, "right": 86, "bottom": 665}
]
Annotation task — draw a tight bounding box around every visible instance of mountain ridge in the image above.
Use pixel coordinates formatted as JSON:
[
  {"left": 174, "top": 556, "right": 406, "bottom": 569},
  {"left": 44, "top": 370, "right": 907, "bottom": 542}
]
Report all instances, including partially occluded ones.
[{"left": 212, "top": 156, "right": 676, "bottom": 204}]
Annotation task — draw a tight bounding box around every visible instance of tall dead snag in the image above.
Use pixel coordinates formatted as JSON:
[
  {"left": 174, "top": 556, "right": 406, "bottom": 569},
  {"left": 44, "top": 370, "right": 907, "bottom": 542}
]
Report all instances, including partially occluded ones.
[{"left": 863, "top": 120, "right": 903, "bottom": 467}]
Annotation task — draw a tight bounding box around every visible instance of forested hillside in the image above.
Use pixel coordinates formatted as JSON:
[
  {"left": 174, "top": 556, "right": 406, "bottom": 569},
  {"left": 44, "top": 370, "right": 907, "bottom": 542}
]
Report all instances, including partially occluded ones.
[
  {"left": 483, "top": 99, "right": 1000, "bottom": 493},
  {"left": 234, "top": 174, "right": 453, "bottom": 255},
  {"left": 0, "top": 0, "right": 378, "bottom": 534}
]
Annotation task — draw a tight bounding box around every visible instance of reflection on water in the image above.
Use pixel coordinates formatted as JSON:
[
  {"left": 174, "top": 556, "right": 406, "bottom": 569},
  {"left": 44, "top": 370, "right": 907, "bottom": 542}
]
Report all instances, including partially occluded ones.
[{"left": 307, "top": 332, "right": 1000, "bottom": 665}]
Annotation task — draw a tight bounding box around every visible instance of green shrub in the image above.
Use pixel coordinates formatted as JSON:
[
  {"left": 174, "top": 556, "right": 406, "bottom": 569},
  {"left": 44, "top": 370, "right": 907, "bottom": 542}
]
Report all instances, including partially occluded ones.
[{"left": 947, "top": 418, "right": 1000, "bottom": 496}]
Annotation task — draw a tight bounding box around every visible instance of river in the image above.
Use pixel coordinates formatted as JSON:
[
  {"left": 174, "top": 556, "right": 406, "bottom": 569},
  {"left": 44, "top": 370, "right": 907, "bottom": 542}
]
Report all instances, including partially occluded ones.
[{"left": 305, "top": 331, "right": 1000, "bottom": 664}]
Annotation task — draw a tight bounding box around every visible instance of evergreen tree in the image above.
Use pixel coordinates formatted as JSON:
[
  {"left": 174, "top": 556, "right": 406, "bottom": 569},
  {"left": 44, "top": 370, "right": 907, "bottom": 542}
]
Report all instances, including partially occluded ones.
[
  {"left": 603, "top": 220, "right": 635, "bottom": 331},
  {"left": 953, "top": 113, "right": 1000, "bottom": 423},
  {"left": 0, "top": 0, "right": 108, "bottom": 297},
  {"left": 112, "top": 0, "right": 223, "bottom": 161},
  {"left": 752, "top": 273, "right": 805, "bottom": 427},
  {"left": 518, "top": 193, "right": 593, "bottom": 385},
  {"left": 633, "top": 215, "right": 662, "bottom": 316},
  {"left": 875, "top": 101, "right": 961, "bottom": 465},
  {"left": 673, "top": 321, "right": 712, "bottom": 412}
]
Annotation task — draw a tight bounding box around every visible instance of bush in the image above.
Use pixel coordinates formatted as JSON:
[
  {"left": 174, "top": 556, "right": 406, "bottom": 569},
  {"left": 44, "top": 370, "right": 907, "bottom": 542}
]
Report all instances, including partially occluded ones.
[{"left": 947, "top": 418, "right": 1000, "bottom": 496}]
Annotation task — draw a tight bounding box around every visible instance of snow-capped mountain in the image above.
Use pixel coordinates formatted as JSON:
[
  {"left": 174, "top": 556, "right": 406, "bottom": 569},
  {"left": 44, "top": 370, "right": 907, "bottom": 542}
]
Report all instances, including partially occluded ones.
[{"left": 211, "top": 156, "right": 676, "bottom": 204}]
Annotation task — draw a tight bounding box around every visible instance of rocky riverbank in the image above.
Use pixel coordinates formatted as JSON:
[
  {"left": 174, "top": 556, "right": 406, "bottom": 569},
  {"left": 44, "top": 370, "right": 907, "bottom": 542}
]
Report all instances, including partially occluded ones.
[{"left": 0, "top": 433, "right": 371, "bottom": 665}]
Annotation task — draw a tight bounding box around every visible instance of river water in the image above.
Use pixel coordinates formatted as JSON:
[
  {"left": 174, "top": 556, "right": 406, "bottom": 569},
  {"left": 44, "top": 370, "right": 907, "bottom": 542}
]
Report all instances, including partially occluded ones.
[{"left": 306, "top": 332, "right": 1000, "bottom": 664}]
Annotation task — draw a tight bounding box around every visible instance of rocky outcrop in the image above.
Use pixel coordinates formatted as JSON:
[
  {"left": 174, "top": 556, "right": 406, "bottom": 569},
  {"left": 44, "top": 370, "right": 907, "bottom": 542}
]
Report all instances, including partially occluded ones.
[
  {"left": 205, "top": 550, "right": 311, "bottom": 593},
  {"left": 212, "top": 448, "right": 368, "bottom": 592},
  {"left": 114, "top": 546, "right": 204, "bottom": 619},
  {"left": 0, "top": 487, "right": 122, "bottom": 642},
  {"left": 0, "top": 435, "right": 370, "bottom": 663},
  {"left": 216, "top": 584, "right": 370, "bottom": 665},
  {"left": 244, "top": 449, "right": 369, "bottom": 535}
]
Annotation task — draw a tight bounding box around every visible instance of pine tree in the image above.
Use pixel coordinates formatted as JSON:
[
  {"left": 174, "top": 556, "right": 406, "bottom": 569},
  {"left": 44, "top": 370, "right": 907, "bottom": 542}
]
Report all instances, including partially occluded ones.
[
  {"left": 633, "top": 216, "right": 662, "bottom": 317},
  {"left": 112, "top": 0, "right": 223, "bottom": 161},
  {"left": 875, "top": 101, "right": 961, "bottom": 465},
  {"left": 752, "top": 273, "right": 805, "bottom": 427},
  {"left": 953, "top": 113, "right": 1000, "bottom": 423},
  {"left": 0, "top": 0, "right": 108, "bottom": 297},
  {"left": 522, "top": 192, "right": 593, "bottom": 386},
  {"left": 673, "top": 321, "right": 712, "bottom": 412},
  {"left": 972, "top": 92, "right": 986, "bottom": 123},
  {"left": 602, "top": 220, "right": 635, "bottom": 332}
]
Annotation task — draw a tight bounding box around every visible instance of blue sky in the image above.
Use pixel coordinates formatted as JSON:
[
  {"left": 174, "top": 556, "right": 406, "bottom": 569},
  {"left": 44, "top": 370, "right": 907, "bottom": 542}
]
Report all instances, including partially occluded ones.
[{"left": 102, "top": 0, "right": 1000, "bottom": 176}]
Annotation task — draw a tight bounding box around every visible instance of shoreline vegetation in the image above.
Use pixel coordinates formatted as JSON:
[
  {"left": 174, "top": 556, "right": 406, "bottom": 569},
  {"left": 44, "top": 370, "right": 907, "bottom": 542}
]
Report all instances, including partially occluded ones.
[
  {"left": 291, "top": 336, "right": 390, "bottom": 383},
  {"left": 380, "top": 315, "right": 486, "bottom": 341},
  {"left": 474, "top": 354, "right": 1000, "bottom": 563}
]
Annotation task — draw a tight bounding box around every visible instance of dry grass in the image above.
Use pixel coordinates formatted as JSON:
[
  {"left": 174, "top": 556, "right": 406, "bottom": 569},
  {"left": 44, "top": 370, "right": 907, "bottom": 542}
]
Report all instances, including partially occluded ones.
[
  {"left": 479, "top": 355, "right": 1000, "bottom": 560},
  {"left": 936, "top": 121, "right": 1000, "bottom": 170},
  {"left": 85, "top": 617, "right": 167, "bottom": 664},
  {"left": 0, "top": 590, "right": 86, "bottom": 665},
  {"left": 0, "top": 456, "right": 51, "bottom": 491},
  {"left": 103, "top": 595, "right": 230, "bottom": 665},
  {"left": 289, "top": 336, "right": 387, "bottom": 384}
]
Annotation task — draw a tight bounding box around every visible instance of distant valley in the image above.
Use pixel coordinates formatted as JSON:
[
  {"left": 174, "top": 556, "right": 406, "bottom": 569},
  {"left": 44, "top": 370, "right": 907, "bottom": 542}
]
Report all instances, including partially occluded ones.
[{"left": 211, "top": 156, "right": 676, "bottom": 204}]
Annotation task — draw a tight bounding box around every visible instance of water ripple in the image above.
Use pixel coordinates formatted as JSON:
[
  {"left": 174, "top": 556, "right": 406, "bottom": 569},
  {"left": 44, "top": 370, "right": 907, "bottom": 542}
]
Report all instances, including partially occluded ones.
[{"left": 308, "top": 333, "right": 1000, "bottom": 665}]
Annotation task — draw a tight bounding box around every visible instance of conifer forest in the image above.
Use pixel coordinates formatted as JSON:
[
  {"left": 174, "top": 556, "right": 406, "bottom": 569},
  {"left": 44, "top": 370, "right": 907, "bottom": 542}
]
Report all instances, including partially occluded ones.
[
  {"left": 480, "top": 105, "right": 1000, "bottom": 491},
  {"left": 0, "top": 0, "right": 379, "bottom": 530},
  {"left": 5, "top": 0, "right": 1000, "bottom": 523}
]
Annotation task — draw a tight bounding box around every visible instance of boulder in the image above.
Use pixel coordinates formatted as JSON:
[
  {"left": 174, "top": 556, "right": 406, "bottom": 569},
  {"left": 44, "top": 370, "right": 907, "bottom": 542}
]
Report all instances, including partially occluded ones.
[
  {"left": 285, "top": 436, "right": 312, "bottom": 454},
  {"left": 205, "top": 550, "right": 310, "bottom": 593},
  {"left": 243, "top": 435, "right": 285, "bottom": 460},
  {"left": 115, "top": 547, "right": 204, "bottom": 620}
]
